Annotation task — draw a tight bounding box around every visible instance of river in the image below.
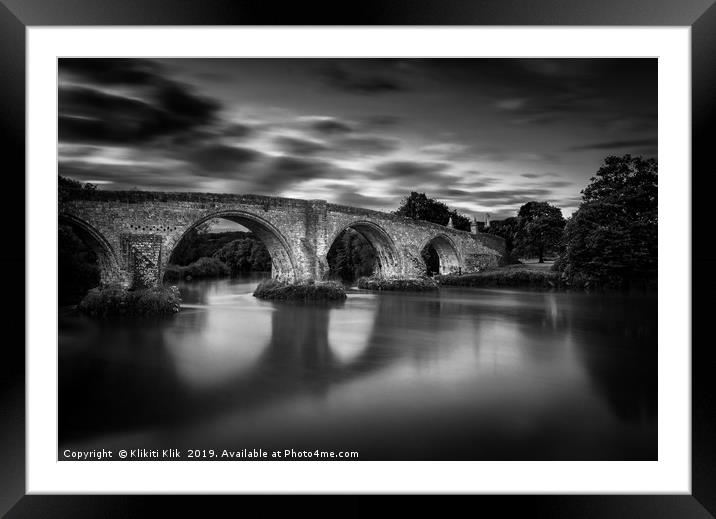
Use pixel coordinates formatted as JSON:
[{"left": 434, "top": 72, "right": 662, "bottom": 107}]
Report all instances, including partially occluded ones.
[{"left": 59, "top": 275, "right": 657, "bottom": 460}]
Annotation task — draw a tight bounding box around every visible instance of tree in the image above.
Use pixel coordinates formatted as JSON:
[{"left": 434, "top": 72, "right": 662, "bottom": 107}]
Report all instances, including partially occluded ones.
[
  {"left": 513, "top": 201, "right": 566, "bottom": 263},
  {"left": 394, "top": 192, "right": 471, "bottom": 231},
  {"left": 449, "top": 211, "right": 472, "bottom": 232},
  {"left": 581, "top": 154, "right": 657, "bottom": 220},
  {"left": 559, "top": 155, "right": 657, "bottom": 288},
  {"left": 486, "top": 217, "right": 521, "bottom": 257}
]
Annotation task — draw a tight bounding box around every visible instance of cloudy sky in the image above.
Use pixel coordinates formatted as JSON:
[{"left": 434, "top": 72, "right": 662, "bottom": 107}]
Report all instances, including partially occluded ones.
[{"left": 58, "top": 58, "right": 656, "bottom": 219}]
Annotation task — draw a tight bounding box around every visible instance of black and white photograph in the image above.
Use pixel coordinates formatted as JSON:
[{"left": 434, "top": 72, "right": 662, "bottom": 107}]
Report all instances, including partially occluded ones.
[{"left": 57, "top": 57, "right": 658, "bottom": 462}]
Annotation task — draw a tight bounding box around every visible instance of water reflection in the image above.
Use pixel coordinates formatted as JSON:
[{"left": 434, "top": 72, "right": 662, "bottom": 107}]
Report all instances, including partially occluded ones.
[{"left": 59, "top": 277, "right": 657, "bottom": 460}]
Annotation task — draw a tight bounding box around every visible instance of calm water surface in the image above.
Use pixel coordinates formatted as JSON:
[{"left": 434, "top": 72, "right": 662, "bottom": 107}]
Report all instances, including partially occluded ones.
[{"left": 59, "top": 276, "right": 657, "bottom": 460}]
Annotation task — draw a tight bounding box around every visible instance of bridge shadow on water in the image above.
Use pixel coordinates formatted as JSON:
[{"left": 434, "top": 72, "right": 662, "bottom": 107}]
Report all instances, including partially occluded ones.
[{"left": 58, "top": 283, "right": 657, "bottom": 460}]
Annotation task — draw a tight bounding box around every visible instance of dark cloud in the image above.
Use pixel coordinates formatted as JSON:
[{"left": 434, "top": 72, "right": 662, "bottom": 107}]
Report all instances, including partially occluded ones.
[
  {"left": 275, "top": 133, "right": 398, "bottom": 158},
  {"left": 467, "top": 188, "right": 555, "bottom": 206},
  {"left": 358, "top": 115, "right": 402, "bottom": 130},
  {"left": 377, "top": 160, "right": 449, "bottom": 179},
  {"left": 58, "top": 144, "right": 104, "bottom": 158},
  {"left": 274, "top": 136, "right": 328, "bottom": 156},
  {"left": 59, "top": 58, "right": 162, "bottom": 86},
  {"left": 541, "top": 181, "right": 574, "bottom": 188},
  {"left": 331, "top": 191, "right": 397, "bottom": 210},
  {"left": 224, "top": 123, "right": 254, "bottom": 139},
  {"left": 331, "top": 136, "right": 400, "bottom": 156},
  {"left": 271, "top": 156, "right": 329, "bottom": 177},
  {"left": 59, "top": 84, "right": 219, "bottom": 145},
  {"left": 307, "top": 118, "right": 354, "bottom": 136},
  {"left": 401, "top": 59, "right": 656, "bottom": 135},
  {"left": 317, "top": 63, "right": 406, "bottom": 95},
  {"left": 59, "top": 59, "right": 220, "bottom": 146},
  {"left": 455, "top": 176, "right": 501, "bottom": 189},
  {"left": 186, "top": 144, "right": 262, "bottom": 173},
  {"left": 59, "top": 160, "right": 202, "bottom": 190},
  {"left": 521, "top": 173, "right": 541, "bottom": 178},
  {"left": 244, "top": 156, "right": 335, "bottom": 193},
  {"left": 568, "top": 138, "right": 658, "bottom": 152}
]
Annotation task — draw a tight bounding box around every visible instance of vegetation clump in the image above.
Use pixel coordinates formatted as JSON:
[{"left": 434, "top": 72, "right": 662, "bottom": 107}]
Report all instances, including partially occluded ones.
[
  {"left": 357, "top": 276, "right": 439, "bottom": 291},
  {"left": 78, "top": 285, "right": 182, "bottom": 318},
  {"left": 253, "top": 279, "right": 347, "bottom": 302},
  {"left": 436, "top": 266, "right": 562, "bottom": 289},
  {"left": 163, "top": 257, "right": 230, "bottom": 282},
  {"left": 556, "top": 155, "right": 657, "bottom": 290}
]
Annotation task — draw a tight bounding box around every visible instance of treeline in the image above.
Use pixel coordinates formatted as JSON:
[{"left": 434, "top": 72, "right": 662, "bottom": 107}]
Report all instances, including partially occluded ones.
[{"left": 165, "top": 225, "right": 271, "bottom": 282}]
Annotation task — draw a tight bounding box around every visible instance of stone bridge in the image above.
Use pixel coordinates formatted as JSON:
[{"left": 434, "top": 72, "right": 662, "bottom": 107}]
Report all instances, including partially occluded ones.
[{"left": 59, "top": 189, "right": 506, "bottom": 288}]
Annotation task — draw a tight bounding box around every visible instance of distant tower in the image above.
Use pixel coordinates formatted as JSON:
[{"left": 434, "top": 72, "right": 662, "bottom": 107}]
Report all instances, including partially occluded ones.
[
  {"left": 485, "top": 213, "right": 491, "bottom": 229},
  {"left": 447, "top": 215, "right": 454, "bottom": 228},
  {"left": 471, "top": 216, "right": 479, "bottom": 234}
]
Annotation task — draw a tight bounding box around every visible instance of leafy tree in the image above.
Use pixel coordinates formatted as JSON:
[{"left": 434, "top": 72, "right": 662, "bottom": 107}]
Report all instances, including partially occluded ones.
[
  {"left": 326, "top": 229, "right": 376, "bottom": 282},
  {"left": 581, "top": 155, "right": 657, "bottom": 219},
  {"left": 421, "top": 245, "right": 440, "bottom": 275},
  {"left": 395, "top": 192, "right": 471, "bottom": 231},
  {"left": 249, "top": 243, "right": 272, "bottom": 271},
  {"left": 559, "top": 155, "right": 657, "bottom": 288},
  {"left": 59, "top": 224, "right": 100, "bottom": 304},
  {"left": 486, "top": 216, "right": 521, "bottom": 256},
  {"left": 213, "top": 237, "right": 272, "bottom": 275},
  {"left": 449, "top": 211, "right": 472, "bottom": 232},
  {"left": 513, "top": 201, "right": 566, "bottom": 263}
]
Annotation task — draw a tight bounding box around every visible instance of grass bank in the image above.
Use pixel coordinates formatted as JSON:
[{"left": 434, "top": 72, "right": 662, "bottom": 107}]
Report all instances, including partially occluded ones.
[
  {"left": 357, "top": 276, "right": 439, "bottom": 291},
  {"left": 78, "top": 285, "right": 182, "bottom": 318},
  {"left": 253, "top": 279, "right": 347, "bottom": 302}
]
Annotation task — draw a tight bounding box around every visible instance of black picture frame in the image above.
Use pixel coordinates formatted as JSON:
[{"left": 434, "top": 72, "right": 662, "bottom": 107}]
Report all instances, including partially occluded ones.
[{"left": 1, "top": 1, "right": 712, "bottom": 516}]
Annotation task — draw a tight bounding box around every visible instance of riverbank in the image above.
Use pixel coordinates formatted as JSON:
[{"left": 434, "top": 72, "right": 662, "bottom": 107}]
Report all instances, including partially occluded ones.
[
  {"left": 436, "top": 264, "right": 656, "bottom": 293},
  {"left": 253, "top": 279, "right": 347, "bottom": 302},
  {"left": 78, "top": 285, "right": 182, "bottom": 318}
]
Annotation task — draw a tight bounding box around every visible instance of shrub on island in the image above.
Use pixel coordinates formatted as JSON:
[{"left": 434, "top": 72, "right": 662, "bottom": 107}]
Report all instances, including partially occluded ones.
[
  {"left": 356, "top": 276, "right": 439, "bottom": 291},
  {"left": 78, "top": 285, "right": 182, "bottom": 318},
  {"left": 253, "top": 279, "right": 347, "bottom": 302}
]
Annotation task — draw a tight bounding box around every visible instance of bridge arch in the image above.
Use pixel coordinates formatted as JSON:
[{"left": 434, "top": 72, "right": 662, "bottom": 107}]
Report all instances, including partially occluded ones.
[
  {"left": 59, "top": 213, "right": 122, "bottom": 285},
  {"left": 326, "top": 220, "right": 400, "bottom": 278},
  {"left": 420, "top": 233, "right": 462, "bottom": 275},
  {"left": 167, "top": 210, "right": 298, "bottom": 282}
]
